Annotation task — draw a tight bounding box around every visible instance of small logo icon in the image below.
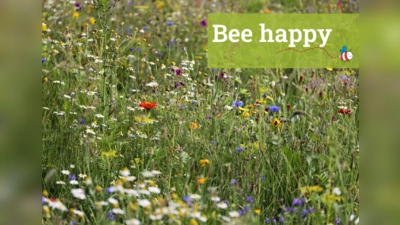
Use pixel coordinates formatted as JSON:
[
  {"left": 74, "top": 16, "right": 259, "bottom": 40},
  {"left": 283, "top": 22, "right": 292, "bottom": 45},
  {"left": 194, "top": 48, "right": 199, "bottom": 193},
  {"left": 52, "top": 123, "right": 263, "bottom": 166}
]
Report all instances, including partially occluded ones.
[{"left": 339, "top": 46, "right": 353, "bottom": 61}]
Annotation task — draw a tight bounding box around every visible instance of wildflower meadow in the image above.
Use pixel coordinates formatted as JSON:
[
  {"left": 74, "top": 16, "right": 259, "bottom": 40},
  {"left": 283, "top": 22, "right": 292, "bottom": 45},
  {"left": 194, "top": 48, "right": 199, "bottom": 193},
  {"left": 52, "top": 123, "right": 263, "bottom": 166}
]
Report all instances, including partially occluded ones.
[{"left": 42, "top": 0, "right": 359, "bottom": 224}]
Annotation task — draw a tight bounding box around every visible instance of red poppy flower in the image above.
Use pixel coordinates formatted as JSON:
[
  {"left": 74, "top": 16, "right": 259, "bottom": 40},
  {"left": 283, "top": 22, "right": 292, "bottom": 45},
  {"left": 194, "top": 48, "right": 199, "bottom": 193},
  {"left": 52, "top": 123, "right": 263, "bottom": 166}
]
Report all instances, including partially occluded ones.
[
  {"left": 140, "top": 102, "right": 157, "bottom": 110},
  {"left": 338, "top": 109, "right": 351, "bottom": 115}
]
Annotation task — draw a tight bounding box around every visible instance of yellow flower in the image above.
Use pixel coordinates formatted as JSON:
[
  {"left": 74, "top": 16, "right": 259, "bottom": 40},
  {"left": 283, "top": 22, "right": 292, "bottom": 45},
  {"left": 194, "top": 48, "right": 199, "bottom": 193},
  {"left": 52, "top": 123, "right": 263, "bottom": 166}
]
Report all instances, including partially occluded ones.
[
  {"left": 190, "top": 218, "right": 198, "bottom": 225},
  {"left": 271, "top": 118, "right": 281, "bottom": 128},
  {"left": 245, "top": 104, "right": 254, "bottom": 109},
  {"left": 299, "top": 185, "right": 324, "bottom": 195},
  {"left": 89, "top": 17, "right": 96, "bottom": 24},
  {"left": 134, "top": 115, "right": 155, "bottom": 124},
  {"left": 322, "top": 193, "right": 341, "bottom": 204},
  {"left": 238, "top": 106, "right": 249, "bottom": 111},
  {"left": 242, "top": 111, "right": 250, "bottom": 117},
  {"left": 72, "top": 12, "right": 80, "bottom": 19},
  {"left": 155, "top": 1, "right": 165, "bottom": 10},
  {"left": 42, "top": 190, "right": 49, "bottom": 197},
  {"left": 199, "top": 159, "right": 210, "bottom": 166},
  {"left": 190, "top": 122, "right": 200, "bottom": 130},
  {"left": 254, "top": 209, "right": 261, "bottom": 214},
  {"left": 197, "top": 177, "right": 207, "bottom": 185},
  {"left": 101, "top": 150, "right": 117, "bottom": 158},
  {"left": 95, "top": 185, "right": 102, "bottom": 192},
  {"left": 326, "top": 67, "right": 333, "bottom": 71},
  {"left": 42, "top": 23, "right": 47, "bottom": 31}
]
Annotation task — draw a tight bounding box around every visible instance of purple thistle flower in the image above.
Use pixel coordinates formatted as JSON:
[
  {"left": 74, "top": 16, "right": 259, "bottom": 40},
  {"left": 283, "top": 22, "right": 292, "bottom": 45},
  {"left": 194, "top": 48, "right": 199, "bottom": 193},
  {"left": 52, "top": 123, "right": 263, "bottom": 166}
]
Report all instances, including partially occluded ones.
[
  {"left": 200, "top": 19, "right": 207, "bottom": 27},
  {"left": 175, "top": 68, "right": 182, "bottom": 76}
]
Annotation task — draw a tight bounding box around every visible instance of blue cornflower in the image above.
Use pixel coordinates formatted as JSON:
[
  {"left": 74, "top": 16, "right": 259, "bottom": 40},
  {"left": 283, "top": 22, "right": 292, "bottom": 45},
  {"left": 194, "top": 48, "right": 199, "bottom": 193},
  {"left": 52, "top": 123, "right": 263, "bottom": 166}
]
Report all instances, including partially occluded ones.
[
  {"left": 265, "top": 218, "right": 270, "bottom": 224},
  {"left": 232, "top": 101, "right": 244, "bottom": 108},
  {"left": 78, "top": 118, "right": 86, "bottom": 124},
  {"left": 68, "top": 174, "right": 76, "bottom": 181},
  {"left": 269, "top": 106, "right": 280, "bottom": 112},
  {"left": 236, "top": 147, "right": 244, "bottom": 152},
  {"left": 302, "top": 209, "right": 309, "bottom": 218},
  {"left": 42, "top": 58, "right": 46, "bottom": 63},
  {"left": 107, "top": 211, "right": 115, "bottom": 221},
  {"left": 230, "top": 179, "right": 237, "bottom": 185},
  {"left": 246, "top": 196, "right": 253, "bottom": 203},
  {"left": 334, "top": 218, "right": 341, "bottom": 224},
  {"left": 166, "top": 21, "right": 174, "bottom": 26}
]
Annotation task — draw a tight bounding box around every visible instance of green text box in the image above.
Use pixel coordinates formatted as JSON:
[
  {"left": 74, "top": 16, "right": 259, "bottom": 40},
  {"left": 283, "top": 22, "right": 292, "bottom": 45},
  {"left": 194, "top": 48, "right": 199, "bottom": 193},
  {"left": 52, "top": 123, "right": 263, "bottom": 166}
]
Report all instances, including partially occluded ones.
[{"left": 208, "top": 14, "right": 359, "bottom": 68}]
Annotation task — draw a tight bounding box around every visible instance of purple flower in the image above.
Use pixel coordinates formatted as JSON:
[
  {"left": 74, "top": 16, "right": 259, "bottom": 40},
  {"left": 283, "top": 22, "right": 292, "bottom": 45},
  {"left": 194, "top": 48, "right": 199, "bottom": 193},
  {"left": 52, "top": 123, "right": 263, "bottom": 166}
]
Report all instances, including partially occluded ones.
[
  {"left": 260, "top": 175, "right": 266, "bottom": 180},
  {"left": 175, "top": 68, "right": 182, "bottom": 76},
  {"left": 68, "top": 174, "right": 76, "bottom": 181},
  {"left": 210, "top": 140, "right": 216, "bottom": 145},
  {"left": 236, "top": 147, "right": 244, "bottom": 152},
  {"left": 334, "top": 218, "right": 341, "bottom": 224},
  {"left": 286, "top": 207, "right": 297, "bottom": 213},
  {"left": 142, "top": 26, "right": 148, "bottom": 30},
  {"left": 269, "top": 106, "right": 280, "bottom": 112},
  {"left": 292, "top": 198, "right": 301, "bottom": 206},
  {"left": 279, "top": 217, "right": 284, "bottom": 223},
  {"left": 167, "top": 21, "right": 174, "bottom": 26},
  {"left": 230, "top": 179, "right": 237, "bottom": 185},
  {"left": 232, "top": 101, "right": 244, "bottom": 108},
  {"left": 74, "top": 2, "right": 82, "bottom": 9},
  {"left": 42, "top": 58, "right": 46, "bottom": 63},
  {"left": 70, "top": 220, "right": 76, "bottom": 225},
  {"left": 300, "top": 198, "right": 306, "bottom": 205},
  {"left": 272, "top": 217, "right": 277, "bottom": 223},
  {"left": 302, "top": 209, "right": 309, "bottom": 218},
  {"left": 246, "top": 196, "right": 253, "bottom": 203},
  {"left": 107, "top": 211, "right": 115, "bottom": 221},
  {"left": 200, "top": 19, "right": 207, "bottom": 27},
  {"left": 308, "top": 207, "right": 315, "bottom": 213},
  {"left": 265, "top": 218, "right": 270, "bottom": 224},
  {"left": 42, "top": 196, "right": 45, "bottom": 204},
  {"left": 106, "top": 187, "right": 113, "bottom": 194},
  {"left": 78, "top": 118, "right": 86, "bottom": 124},
  {"left": 243, "top": 205, "right": 249, "bottom": 212},
  {"left": 205, "top": 115, "right": 211, "bottom": 119},
  {"left": 182, "top": 195, "right": 191, "bottom": 202},
  {"left": 238, "top": 210, "right": 245, "bottom": 216}
]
